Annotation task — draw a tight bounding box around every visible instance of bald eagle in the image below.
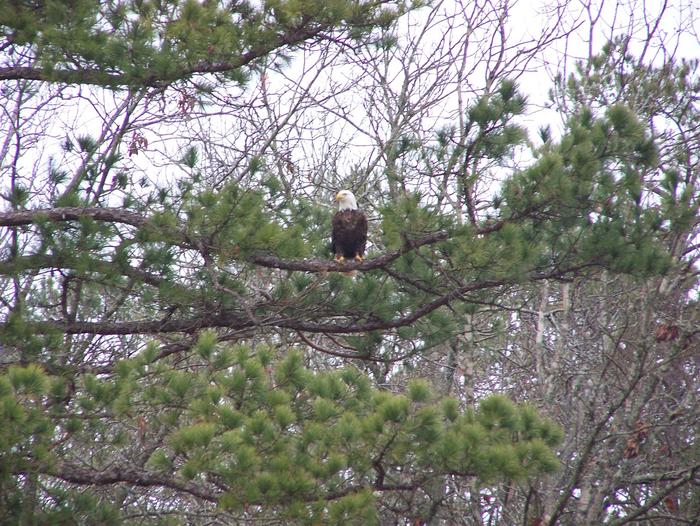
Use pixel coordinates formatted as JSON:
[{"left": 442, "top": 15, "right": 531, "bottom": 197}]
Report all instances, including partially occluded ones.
[{"left": 332, "top": 190, "right": 368, "bottom": 264}]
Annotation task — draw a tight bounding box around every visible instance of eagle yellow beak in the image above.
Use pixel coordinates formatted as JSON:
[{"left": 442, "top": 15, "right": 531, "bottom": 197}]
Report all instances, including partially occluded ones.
[{"left": 335, "top": 192, "right": 343, "bottom": 201}]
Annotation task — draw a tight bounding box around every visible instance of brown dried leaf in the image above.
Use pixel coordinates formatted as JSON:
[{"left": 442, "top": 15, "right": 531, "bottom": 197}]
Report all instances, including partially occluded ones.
[{"left": 655, "top": 324, "right": 679, "bottom": 342}]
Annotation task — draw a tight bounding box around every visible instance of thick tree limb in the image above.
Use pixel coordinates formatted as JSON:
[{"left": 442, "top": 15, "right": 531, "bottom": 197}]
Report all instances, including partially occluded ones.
[
  {"left": 48, "top": 462, "right": 435, "bottom": 508},
  {"left": 47, "top": 463, "right": 219, "bottom": 503},
  {"left": 248, "top": 230, "right": 450, "bottom": 272},
  {"left": 0, "top": 207, "right": 147, "bottom": 228}
]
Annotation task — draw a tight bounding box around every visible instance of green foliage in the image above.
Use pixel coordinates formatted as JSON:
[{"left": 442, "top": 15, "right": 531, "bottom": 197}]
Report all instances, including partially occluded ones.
[
  {"left": 2, "top": 12, "right": 695, "bottom": 523},
  {"left": 407, "top": 379, "right": 432, "bottom": 402},
  {"left": 0, "top": 344, "right": 561, "bottom": 523},
  {"left": 498, "top": 103, "right": 668, "bottom": 276},
  {"left": 0, "top": 365, "right": 57, "bottom": 522},
  {"left": 556, "top": 38, "right": 700, "bottom": 251},
  {"left": 466, "top": 80, "right": 528, "bottom": 160},
  {"left": 180, "top": 146, "right": 199, "bottom": 168},
  {"left": 0, "top": 0, "right": 405, "bottom": 86},
  {"left": 7, "top": 364, "right": 48, "bottom": 395},
  {"left": 183, "top": 182, "right": 308, "bottom": 259},
  {"left": 381, "top": 193, "right": 443, "bottom": 249},
  {"left": 426, "top": 80, "right": 528, "bottom": 206}
]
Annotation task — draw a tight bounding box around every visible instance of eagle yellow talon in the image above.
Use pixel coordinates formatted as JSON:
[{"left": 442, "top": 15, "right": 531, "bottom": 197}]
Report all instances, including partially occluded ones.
[
  {"left": 335, "top": 255, "right": 345, "bottom": 263},
  {"left": 354, "top": 255, "right": 363, "bottom": 262}
]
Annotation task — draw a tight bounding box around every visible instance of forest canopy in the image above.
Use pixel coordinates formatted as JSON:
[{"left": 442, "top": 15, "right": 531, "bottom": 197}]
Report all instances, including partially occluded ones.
[{"left": 1, "top": 0, "right": 698, "bottom": 524}]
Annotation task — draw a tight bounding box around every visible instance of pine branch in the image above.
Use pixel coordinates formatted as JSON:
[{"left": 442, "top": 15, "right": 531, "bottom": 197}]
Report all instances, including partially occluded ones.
[
  {"left": 248, "top": 230, "right": 450, "bottom": 272},
  {"left": 26, "top": 277, "right": 510, "bottom": 335},
  {"left": 48, "top": 461, "right": 429, "bottom": 508},
  {"left": 46, "top": 463, "right": 219, "bottom": 503},
  {"left": 0, "top": 206, "right": 452, "bottom": 273},
  {"left": 0, "top": 25, "right": 327, "bottom": 87},
  {"left": 0, "top": 204, "right": 596, "bottom": 338},
  {"left": 296, "top": 331, "right": 411, "bottom": 362},
  {"left": 0, "top": 207, "right": 147, "bottom": 228},
  {"left": 0, "top": 254, "right": 164, "bottom": 287}
]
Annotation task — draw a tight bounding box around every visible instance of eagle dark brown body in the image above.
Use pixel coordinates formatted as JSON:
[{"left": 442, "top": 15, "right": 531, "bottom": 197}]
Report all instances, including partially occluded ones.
[{"left": 331, "top": 209, "right": 368, "bottom": 261}]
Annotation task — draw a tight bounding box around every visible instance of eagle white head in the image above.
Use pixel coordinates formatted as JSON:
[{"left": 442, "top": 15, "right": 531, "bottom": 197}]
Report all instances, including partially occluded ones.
[{"left": 336, "top": 190, "right": 358, "bottom": 211}]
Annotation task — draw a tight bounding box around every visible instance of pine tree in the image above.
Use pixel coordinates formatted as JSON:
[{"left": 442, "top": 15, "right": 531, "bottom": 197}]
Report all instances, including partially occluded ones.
[{"left": 1, "top": 2, "right": 697, "bottom": 524}]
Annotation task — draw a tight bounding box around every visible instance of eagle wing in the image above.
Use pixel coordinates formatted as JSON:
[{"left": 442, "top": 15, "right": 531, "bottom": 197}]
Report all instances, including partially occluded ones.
[{"left": 357, "top": 211, "right": 368, "bottom": 255}]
